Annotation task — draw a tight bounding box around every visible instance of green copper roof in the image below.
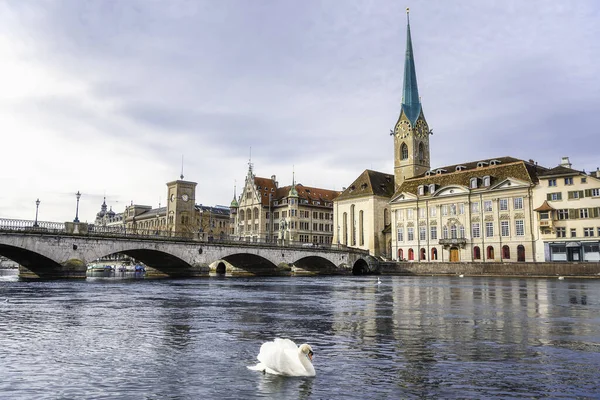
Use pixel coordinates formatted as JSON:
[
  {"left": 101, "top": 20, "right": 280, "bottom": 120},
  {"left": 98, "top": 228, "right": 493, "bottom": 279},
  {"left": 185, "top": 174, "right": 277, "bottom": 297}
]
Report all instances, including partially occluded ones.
[{"left": 401, "top": 13, "right": 421, "bottom": 126}]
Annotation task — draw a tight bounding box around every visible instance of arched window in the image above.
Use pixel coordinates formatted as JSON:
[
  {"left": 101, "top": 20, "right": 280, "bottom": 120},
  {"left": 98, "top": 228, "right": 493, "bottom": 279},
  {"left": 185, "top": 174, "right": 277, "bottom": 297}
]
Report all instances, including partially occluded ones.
[
  {"left": 359, "top": 210, "right": 364, "bottom": 246},
  {"left": 502, "top": 245, "right": 511, "bottom": 260},
  {"left": 443, "top": 226, "right": 449, "bottom": 239},
  {"left": 239, "top": 210, "right": 245, "bottom": 221},
  {"left": 473, "top": 246, "right": 481, "bottom": 260},
  {"left": 350, "top": 205, "right": 356, "bottom": 246},
  {"left": 418, "top": 142, "right": 424, "bottom": 163},
  {"left": 246, "top": 209, "right": 252, "bottom": 221},
  {"left": 398, "top": 248, "right": 404, "bottom": 260},
  {"left": 420, "top": 248, "right": 426, "bottom": 260},
  {"left": 253, "top": 207, "right": 259, "bottom": 219},
  {"left": 408, "top": 248, "right": 414, "bottom": 261},
  {"left": 401, "top": 143, "right": 408, "bottom": 160},
  {"left": 517, "top": 245, "right": 525, "bottom": 262},
  {"left": 384, "top": 208, "right": 390, "bottom": 226},
  {"left": 487, "top": 246, "right": 495, "bottom": 260},
  {"left": 431, "top": 247, "right": 438, "bottom": 260},
  {"left": 343, "top": 212, "right": 348, "bottom": 245},
  {"left": 450, "top": 225, "right": 457, "bottom": 239}
]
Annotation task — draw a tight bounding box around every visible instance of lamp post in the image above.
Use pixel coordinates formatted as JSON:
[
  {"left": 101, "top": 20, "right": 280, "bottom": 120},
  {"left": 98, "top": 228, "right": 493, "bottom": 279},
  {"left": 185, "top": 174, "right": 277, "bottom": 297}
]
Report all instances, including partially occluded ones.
[
  {"left": 74, "top": 191, "right": 81, "bottom": 223},
  {"left": 34, "top": 198, "right": 40, "bottom": 227}
]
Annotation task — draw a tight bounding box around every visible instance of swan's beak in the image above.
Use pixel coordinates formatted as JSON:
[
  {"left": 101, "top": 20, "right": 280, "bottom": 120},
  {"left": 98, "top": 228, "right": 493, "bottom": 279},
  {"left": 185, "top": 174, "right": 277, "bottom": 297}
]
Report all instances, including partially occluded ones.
[{"left": 308, "top": 350, "right": 314, "bottom": 361}]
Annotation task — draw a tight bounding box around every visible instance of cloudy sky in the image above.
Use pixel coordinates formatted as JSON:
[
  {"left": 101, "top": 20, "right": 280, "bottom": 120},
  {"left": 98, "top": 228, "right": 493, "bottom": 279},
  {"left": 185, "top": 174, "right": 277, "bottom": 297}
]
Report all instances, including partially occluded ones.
[{"left": 1, "top": 0, "right": 598, "bottom": 223}]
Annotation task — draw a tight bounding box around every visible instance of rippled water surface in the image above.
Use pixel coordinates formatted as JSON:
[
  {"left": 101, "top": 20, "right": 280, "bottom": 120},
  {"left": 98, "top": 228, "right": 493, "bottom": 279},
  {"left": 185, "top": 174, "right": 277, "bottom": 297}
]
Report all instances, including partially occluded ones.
[{"left": 1, "top": 272, "right": 599, "bottom": 399}]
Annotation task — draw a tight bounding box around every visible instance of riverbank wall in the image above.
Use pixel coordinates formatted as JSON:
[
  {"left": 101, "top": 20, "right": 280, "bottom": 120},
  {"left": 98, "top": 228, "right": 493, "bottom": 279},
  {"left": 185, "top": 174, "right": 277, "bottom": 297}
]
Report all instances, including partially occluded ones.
[{"left": 380, "top": 261, "right": 600, "bottom": 278}]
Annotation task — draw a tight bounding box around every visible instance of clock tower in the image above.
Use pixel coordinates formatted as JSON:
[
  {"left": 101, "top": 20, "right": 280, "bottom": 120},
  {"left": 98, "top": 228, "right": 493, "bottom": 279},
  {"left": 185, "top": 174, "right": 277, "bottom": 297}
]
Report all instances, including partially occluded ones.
[
  {"left": 393, "top": 9, "right": 431, "bottom": 192},
  {"left": 166, "top": 174, "right": 197, "bottom": 235}
]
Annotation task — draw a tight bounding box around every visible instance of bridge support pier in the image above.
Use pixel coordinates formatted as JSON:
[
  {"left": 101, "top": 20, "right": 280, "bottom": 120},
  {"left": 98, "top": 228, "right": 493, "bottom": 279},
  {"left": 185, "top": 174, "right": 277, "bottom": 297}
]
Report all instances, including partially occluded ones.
[{"left": 19, "top": 258, "right": 87, "bottom": 279}]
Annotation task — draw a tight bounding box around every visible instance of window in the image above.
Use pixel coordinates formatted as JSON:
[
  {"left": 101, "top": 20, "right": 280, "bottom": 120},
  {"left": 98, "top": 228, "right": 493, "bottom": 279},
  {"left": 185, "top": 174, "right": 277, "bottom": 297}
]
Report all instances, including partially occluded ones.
[
  {"left": 501, "top": 221, "right": 510, "bottom": 237},
  {"left": 557, "top": 209, "right": 569, "bottom": 220},
  {"left": 592, "top": 189, "right": 600, "bottom": 197},
  {"left": 539, "top": 212, "right": 549, "bottom": 220},
  {"left": 430, "top": 226, "right": 437, "bottom": 240},
  {"left": 401, "top": 143, "right": 408, "bottom": 160},
  {"left": 459, "top": 225, "right": 465, "bottom": 238},
  {"left": 484, "top": 201, "right": 493, "bottom": 212},
  {"left": 499, "top": 199, "right": 508, "bottom": 211},
  {"left": 418, "top": 208, "right": 426, "bottom": 218},
  {"left": 418, "top": 185, "right": 425, "bottom": 196},
  {"left": 418, "top": 143, "right": 425, "bottom": 163},
  {"left": 598, "top": 227, "right": 600, "bottom": 237},
  {"left": 486, "top": 222, "right": 494, "bottom": 237},
  {"left": 420, "top": 248, "right": 426, "bottom": 260},
  {"left": 398, "top": 249, "right": 404, "bottom": 260},
  {"left": 407, "top": 209, "right": 414, "bottom": 219},
  {"left": 450, "top": 204, "right": 457, "bottom": 215},
  {"left": 584, "top": 228, "right": 594, "bottom": 237},
  {"left": 580, "top": 209, "right": 589, "bottom": 218},
  {"left": 408, "top": 248, "right": 414, "bottom": 261},
  {"left": 396, "top": 209, "right": 404, "bottom": 221},
  {"left": 515, "top": 220, "right": 525, "bottom": 236},
  {"left": 483, "top": 176, "right": 490, "bottom": 186},
  {"left": 570, "top": 228, "right": 577, "bottom": 238},
  {"left": 568, "top": 191, "right": 582, "bottom": 200},
  {"left": 581, "top": 177, "right": 587, "bottom": 183},
  {"left": 556, "top": 227, "right": 566, "bottom": 238},
  {"left": 450, "top": 225, "right": 457, "bottom": 239},
  {"left": 548, "top": 192, "right": 562, "bottom": 201},
  {"left": 472, "top": 223, "right": 480, "bottom": 238},
  {"left": 442, "top": 205, "right": 448, "bottom": 216},
  {"left": 513, "top": 197, "right": 523, "bottom": 210},
  {"left": 471, "top": 202, "right": 480, "bottom": 213},
  {"left": 473, "top": 246, "right": 481, "bottom": 260},
  {"left": 487, "top": 246, "right": 495, "bottom": 259},
  {"left": 429, "top": 184, "right": 436, "bottom": 194},
  {"left": 459, "top": 203, "right": 465, "bottom": 215},
  {"left": 407, "top": 227, "right": 414, "bottom": 241},
  {"left": 430, "top": 207, "right": 437, "bottom": 217},
  {"left": 431, "top": 247, "right": 438, "bottom": 260},
  {"left": 564, "top": 177, "right": 573, "bottom": 185},
  {"left": 419, "top": 227, "right": 426, "bottom": 241},
  {"left": 502, "top": 245, "right": 511, "bottom": 259},
  {"left": 443, "top": 226, "right": 448, "bottom": 239},
  {"left": 548, "top": 179, "right": 557, "bottom": 187},
  {"left": 470, "top": 178, "right": 478, "bottom": 189}
]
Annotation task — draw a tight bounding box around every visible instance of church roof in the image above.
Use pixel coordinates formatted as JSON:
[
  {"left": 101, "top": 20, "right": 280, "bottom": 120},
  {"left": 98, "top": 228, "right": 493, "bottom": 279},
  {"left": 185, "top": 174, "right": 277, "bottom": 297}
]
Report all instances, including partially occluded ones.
[
  {"left": 335, "top": 170, "right": 395, "bottom": 201},
  {"left": 399, "top": 11, "right": 421, "bottom": 126},
  {"left": 393, "top": 157, "right": 548, "bottom": 197}
]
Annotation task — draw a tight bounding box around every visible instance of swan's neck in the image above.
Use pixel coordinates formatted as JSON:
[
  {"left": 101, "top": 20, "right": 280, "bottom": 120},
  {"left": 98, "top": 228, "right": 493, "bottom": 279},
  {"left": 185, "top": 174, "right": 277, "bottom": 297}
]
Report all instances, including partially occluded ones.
[{"left": 298, "top": 350, "right": 315, "bottom": 376}]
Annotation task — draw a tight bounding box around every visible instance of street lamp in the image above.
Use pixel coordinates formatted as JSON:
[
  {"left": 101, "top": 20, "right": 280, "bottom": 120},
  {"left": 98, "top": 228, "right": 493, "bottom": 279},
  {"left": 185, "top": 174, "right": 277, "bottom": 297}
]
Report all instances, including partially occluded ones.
[
  {"left": 34, "top": 198, "right": 40, "bottom": 227},
  {"left": 74, "top": 191, "right": 81, "bottom": 223}
]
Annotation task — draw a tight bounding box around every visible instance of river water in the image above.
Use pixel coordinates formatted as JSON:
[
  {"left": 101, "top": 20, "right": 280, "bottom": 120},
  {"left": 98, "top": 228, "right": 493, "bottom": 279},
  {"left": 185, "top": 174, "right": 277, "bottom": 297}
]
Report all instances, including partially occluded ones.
[{"left": 1, "top": 271, "right": 599, "bottom": 399}]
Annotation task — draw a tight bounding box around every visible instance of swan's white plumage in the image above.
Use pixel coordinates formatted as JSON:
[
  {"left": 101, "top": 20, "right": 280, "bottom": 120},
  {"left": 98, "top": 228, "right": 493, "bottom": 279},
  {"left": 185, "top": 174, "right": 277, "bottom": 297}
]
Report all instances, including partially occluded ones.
[{"left": 248, "top": 338, "right": 315, "bottom": 377}]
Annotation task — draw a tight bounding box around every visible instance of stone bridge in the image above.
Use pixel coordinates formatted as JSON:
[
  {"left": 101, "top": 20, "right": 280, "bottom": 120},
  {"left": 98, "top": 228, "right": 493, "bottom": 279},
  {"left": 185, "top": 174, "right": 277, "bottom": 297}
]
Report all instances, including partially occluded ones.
[{"left": 0, "top": 228, "right": 377, "bottom": 279}]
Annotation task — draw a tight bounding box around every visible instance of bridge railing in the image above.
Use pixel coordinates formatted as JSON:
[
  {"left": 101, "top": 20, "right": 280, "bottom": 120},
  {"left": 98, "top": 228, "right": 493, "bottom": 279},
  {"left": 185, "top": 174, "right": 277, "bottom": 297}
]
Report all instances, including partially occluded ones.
[{"left": 0, "top": 218, "right": 367, "bottom": 254}]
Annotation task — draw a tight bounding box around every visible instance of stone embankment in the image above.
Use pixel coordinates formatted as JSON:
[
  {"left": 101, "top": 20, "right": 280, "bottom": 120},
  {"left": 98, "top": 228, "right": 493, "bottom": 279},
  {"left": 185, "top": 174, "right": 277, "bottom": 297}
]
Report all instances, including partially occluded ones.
[{"left": 380, "top": 261, "right": 600, "bottom": 278}]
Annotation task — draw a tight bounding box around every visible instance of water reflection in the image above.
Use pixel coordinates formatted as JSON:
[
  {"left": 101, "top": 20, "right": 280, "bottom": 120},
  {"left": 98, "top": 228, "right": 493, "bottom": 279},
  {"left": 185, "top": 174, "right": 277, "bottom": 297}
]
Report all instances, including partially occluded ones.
[{"left": 0, "top": 275, "right": 598, "bottom": 399}]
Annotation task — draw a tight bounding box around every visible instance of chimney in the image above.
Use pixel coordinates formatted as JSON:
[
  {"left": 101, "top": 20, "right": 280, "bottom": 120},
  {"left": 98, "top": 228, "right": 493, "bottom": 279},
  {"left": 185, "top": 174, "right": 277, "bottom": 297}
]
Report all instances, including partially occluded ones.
[
  {"left": 596, "top": 167, "right": 600, "bottom": 178},
  {"left": 560, "top": 157, "right": 572, "bottom": 168}
]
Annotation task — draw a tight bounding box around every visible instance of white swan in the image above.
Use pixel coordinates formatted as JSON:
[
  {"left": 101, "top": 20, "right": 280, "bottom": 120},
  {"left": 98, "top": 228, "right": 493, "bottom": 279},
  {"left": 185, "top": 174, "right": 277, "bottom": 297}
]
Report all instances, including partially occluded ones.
[
  {"left": 558, "top": 276, "right": 565, "bottom": 280},
  {"left": 248, "top": 338, "right": 315, "bottom": 377},
  {"left": 377, "top": 277, "right": 382, "bottom": 285}
]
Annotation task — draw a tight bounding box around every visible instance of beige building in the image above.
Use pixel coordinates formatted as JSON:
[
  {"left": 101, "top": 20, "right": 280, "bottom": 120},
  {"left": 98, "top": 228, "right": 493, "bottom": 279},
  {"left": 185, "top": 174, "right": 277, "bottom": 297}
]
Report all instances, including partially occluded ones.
[
  {"left": 93, "top": 175, "right": 230, "bottom": 240},
  {"left": 533, "top": 157, "right": 600, "bottom": 262},
  {"left": 390, "top": 157, "right": 547, "bottom": 263},
  {"left": 332, "top": 170, "right": 395, "bottom": 258},
  {"left": 230, "top": 164, "right": 339, "bottom": 245}
]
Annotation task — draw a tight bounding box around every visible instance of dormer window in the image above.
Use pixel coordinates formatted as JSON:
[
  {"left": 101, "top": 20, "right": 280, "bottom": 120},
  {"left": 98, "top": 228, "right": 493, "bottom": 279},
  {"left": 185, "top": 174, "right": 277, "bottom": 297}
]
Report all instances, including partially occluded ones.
[
  {"left": 470, "top": 177, "right": 478, "bottom": 189},
  {"left": 361, "top": 183, "right": 368, "bottom": 190},
  {"left": 435, "top": 169, "right": 446, "bottom": 175},
  {"left": 483, "top": 176, "right": 491, "bottom": 186},
  {"left": 477, "top": 161, "right": 488, "bottom": 168},
  {"left": 418, "top": 185, "right": 425, "bottom": 196},
  {"left": 425, "top": 171, "right": 432, "bottom": 177},
  {"left": 490, "top": 159, "right": 501, "bottom": 166},
  {"left": 429, "top": 184, "right": 436, "bottom": 194},
  {"left": 455, "top": 165, "right": 467, "bottom": 171}
]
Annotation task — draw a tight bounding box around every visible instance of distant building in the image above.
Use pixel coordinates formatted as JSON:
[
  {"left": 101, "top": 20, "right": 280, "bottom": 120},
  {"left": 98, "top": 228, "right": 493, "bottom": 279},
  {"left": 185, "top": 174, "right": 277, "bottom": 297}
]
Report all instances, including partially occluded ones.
[
  {"left": 92, "top": 175, "right": 230, "bottom": 240},
  {"left": 533, "top": 157, "right": 600, "bottom": 262},
  {"left": 230, "top": 163, "right": 339, "bottom": 245}
]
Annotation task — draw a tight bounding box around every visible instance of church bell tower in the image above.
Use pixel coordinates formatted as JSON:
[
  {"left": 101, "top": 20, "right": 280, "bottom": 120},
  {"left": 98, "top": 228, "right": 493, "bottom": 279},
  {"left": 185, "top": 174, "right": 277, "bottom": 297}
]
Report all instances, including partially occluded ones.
[{"left": 393, "top": 9, "right": 431, "bottom": 191}]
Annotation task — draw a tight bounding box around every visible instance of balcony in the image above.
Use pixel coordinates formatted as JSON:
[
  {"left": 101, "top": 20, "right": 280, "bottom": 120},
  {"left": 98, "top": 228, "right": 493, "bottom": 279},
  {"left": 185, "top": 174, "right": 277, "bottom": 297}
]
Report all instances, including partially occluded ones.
[
  {"left": 538, "top": 219, "right": 554, "bottom": 230},
  {"left": 438, "top": 238, "right": 467, "bottom": 248}
]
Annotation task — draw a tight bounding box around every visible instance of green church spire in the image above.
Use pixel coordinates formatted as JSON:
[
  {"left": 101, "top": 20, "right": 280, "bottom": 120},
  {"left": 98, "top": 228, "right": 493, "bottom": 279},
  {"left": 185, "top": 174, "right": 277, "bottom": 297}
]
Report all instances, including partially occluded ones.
[{"left": 401, "top": 8, "right": 421, "bottom": 126}]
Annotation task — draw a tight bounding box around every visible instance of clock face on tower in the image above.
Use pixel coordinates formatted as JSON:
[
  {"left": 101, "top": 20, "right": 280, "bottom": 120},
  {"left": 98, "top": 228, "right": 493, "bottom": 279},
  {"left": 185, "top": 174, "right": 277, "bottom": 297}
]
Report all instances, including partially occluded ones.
[
  {"left": 170, "top": 194, "right": 175, "bottom": 202},
  {"left": 396, "top": 120, "right": 411, "bottom": 139},
  {"left": 182, "top": 194, "right": 189, "bottom": 202}
]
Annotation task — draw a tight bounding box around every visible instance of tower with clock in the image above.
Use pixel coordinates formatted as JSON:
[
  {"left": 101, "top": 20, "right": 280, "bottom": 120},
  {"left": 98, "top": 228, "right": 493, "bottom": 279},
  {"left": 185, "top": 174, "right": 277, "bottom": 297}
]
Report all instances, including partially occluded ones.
[
  {"left": 392, "top": 8, "right": 431, "bottom": 192},
  {"left": 166, "top": 172, "right": 197, "bottom": 235}
]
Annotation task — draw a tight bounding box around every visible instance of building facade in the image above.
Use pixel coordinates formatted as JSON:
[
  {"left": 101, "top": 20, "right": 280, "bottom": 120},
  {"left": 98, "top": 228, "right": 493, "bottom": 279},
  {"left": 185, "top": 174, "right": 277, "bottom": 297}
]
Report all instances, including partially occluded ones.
[
  {"left": 533, "top": 157, "right": 600, "bottom": 262},
  {"left": 390, "top": 157, "right": 546, "bottom": 263},
  {"left": 93, "top": 176, "right": 230, "bottom": 240},
  {"left": 230, "top": 164, "right": 339, "bottom": 245}
]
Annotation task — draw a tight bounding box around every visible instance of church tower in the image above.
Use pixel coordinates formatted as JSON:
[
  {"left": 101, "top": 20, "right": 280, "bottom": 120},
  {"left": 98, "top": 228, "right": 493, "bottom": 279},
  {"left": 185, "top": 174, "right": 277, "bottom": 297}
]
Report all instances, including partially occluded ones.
[{"left": 393, "top": 9, "right": 431, "bottom": 191}]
